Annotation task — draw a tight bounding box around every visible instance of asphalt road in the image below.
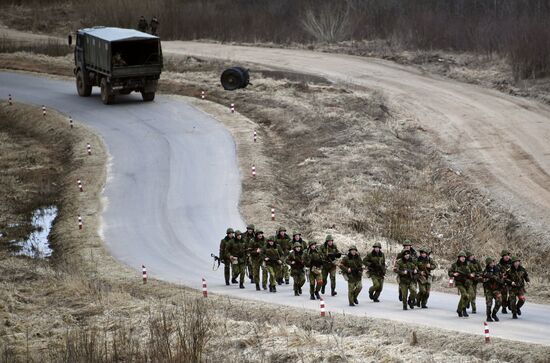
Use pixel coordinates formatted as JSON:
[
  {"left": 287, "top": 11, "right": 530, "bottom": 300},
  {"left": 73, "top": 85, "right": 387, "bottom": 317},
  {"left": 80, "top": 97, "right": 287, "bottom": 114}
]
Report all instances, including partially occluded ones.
[{"left": 1, "top": 72, "right": 549, "bottom": 346}]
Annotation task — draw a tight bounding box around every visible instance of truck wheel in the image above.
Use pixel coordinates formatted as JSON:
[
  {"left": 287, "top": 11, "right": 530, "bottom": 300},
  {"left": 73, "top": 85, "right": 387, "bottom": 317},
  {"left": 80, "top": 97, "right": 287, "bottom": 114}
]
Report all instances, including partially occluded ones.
[
  {"left": 141, "top": 92, "right": 155, "bottom": 102},
  {"left": 100, "top": 78, "right": 115, "bottom": 105},
  {"left": 76, "top": 70, "right": 92, "bottom": 97}
]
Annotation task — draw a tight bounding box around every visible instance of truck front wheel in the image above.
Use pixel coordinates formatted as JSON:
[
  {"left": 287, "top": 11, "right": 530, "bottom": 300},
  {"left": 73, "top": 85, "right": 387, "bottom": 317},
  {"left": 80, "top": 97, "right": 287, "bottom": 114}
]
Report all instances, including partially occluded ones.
[
  {"left": 141, "top": 92, "right": 155, "bottom": 102},
  {"left": 100, "top": 78, "right": 115, "bottom": 105},
  {"left": 76, "top": 70, "right": 92, "bottom": 97}
]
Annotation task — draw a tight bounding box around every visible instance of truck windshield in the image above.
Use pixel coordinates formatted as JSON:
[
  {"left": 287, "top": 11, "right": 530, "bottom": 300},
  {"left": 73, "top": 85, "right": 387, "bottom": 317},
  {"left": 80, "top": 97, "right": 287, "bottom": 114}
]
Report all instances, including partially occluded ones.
[{"left": 111, "top": 39, "right": 160, "bottom": 67}]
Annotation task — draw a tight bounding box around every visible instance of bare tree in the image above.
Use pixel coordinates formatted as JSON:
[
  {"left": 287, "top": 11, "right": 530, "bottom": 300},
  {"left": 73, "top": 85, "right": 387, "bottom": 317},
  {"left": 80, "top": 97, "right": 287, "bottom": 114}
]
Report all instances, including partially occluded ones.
[{"left": 301, "top": 1, "right": 352, "bottom": 43}]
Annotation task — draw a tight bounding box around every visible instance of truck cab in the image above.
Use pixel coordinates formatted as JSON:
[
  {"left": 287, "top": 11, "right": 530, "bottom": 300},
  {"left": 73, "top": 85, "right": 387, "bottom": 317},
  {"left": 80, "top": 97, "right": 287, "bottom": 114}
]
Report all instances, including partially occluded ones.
[{"left": 74, "top": 27, "right": 163, "bottom": 104}]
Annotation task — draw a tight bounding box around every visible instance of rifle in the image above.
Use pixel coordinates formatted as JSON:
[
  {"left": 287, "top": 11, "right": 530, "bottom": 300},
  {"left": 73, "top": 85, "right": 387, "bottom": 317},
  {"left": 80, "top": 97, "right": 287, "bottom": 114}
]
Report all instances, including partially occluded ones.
[
  {"left": 327, "top": 252, "right": 342, "bottom": 261},
  {"left": 211, "top": 253, "right": 221, "bottom": 270}
]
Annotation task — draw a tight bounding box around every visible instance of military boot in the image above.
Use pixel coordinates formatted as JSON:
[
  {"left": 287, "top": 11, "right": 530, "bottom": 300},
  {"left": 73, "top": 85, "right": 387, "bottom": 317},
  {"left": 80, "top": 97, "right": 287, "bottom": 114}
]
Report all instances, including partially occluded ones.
[
  {"left": 294, "top": 290, "right": 299, "bottom": 296},
  {"left": 486, "top": 312, "right": 494, "bottom": 322},
  {"left": 368, "top": 291, "right": 374, "bottom": 301},
  {"left": 462, "top": 309, "right": 469, "bottom": 317},
  {"left": 416, "top": 298, "right": 421, "bottom": 307},
  {"left": 457, "top": 309, "right": 463, "bottom": 317},
  {"left": 471, "top": 302, "right": 477, "bottom": 314},
  {"left": 403, "top": 304, "right": 408, "bottom": 311},
  {"left": 501, "top": 306, "right": 508, "bottom": 314},
  {"left": 285, "top": 278, "right": 290, "bottom": 285},
  {"left": 310, "top": 294, "right": 316, "bottom": 300},
  {"left": 349, "top": 302, "right": 355, "bottom": 307},
  {"left": 321, "top": 285, "right": 326, "bottom": 294},
  {"left": 239, "top": 283, "right": 245, "bottom": 289},
  {"left": 272, "top": 286, "right": 277, "bottom": 293},
  {"left": 298, "top": 288, "right": 302, "bottom": 295},
  {"left": 354, "top": 298, "right": 359, "bottom": 305},
  {"left": 517, "top": 300, "right": 524, "bottom": 315},
  {"left": 408, "top": 298, "right": 414, "bottom": 310},
  {"left": 262, "top": 284, "right": 267, "bottom": 290},
  {"left": 225, "top": 279, "right": 230, "bottom": 286},
  {"left": 512, "top": 312, "right": 518, "bottom": 319},
  {"left": 398, "top": 290, "right": 402, "bottom": 301},
  {"left": 491, "top": 309, "right": 499, "bottom": 322},
  {"left": 255, "top": 283, "right": 261, "bottom": 291},
  {"left": 231, "top": 277, "right": 238, "bottom": 284},
  {"left": 331, "top": 289, "right": 337, "bottom": 297},
  {"left": 315, "top": 291, "right": 321, "bottom": 300}
]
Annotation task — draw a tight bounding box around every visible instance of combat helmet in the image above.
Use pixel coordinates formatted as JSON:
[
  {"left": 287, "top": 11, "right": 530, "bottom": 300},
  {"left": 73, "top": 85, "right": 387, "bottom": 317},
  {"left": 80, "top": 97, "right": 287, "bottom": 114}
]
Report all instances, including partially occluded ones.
[
  {"left": 292, "top": 231, "right": 301, "bottom": 237},
  {"left": 402, "top": 239, "right": 412, "bottom": 246},
  {"left": 308, "top": 240, "right": 317, "bottom": 247},
  {"left": 246, "top": 224, "right": 255, "bottom": 230},
  {"left": 293, "top": 242, "right": 302, "bottom": 249},
  {"left": 372, "top": 242, "right": 382, "bottom": 248},
  {"left": 511, "top": 256, "right": 521, "bottom": 263},
  {"left": 485, "top": 257, "right": 494, "bottom": 265},
  {"left": 501, "top": 249, "right": 510, "bottom": 257},
  {"left": 348, "top": 245, "right": 358, "bottom": 251},
  {"left": 325, "top": 234, "right": 334, "bottom": 242},
  {"left": 418, "top": 246, "right": 428, "bottom": 253},
  {"left": 235, "top": 230, "right": 242, "bottom": 236},
  {"left": 255, "top": 229, "right": 264, "bottom": 235},
  {"left": 267, "top": 235, "right": 276, "bottom": 242},
  {"left": 457, "top": 251, "right": 467, "bottom": 257},
  {"left": 278, "top": 226, "right": 286, "bottom": 233},
  {"left": 226, "top": 228, "right": 234, "bottom": 234}
]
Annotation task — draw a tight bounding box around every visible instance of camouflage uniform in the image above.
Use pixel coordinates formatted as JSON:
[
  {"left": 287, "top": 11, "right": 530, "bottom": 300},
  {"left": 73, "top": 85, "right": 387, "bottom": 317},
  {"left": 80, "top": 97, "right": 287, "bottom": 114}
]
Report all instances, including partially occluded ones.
[
  {"left": 482, "top": 257, "right": 502, "bottom": 322},
  {"left": 263, "top": 237, "right": 283, "bottom": 292},
  {"left": 394, "top": 250, "right": 418, "bottom": 310},
  {"left": 275, "top": 227, "right": 292, "bottom": 284},
  {"left": 287, "top": 242, "right": 306, "bottom": 296},
  {"left": 498, "top": 250, "right": 513, "bottom": 314},
  {"left": 227, "top": 231, "right": 247, "bottom": 288},
  {"left": 242, "top": 224, "right": 256, "bottom": 283},
  {"left": 448, "top": 251, "right": 474, "bottom": 317},
  {"left": 304, "top": 241, "right": 324, "bottom": 300},
  {"left": 395, "top": 240, "right": 417, "bottom": 301},
  {"left": 248, "top": 230, "right": 267, "bottom": 290},
  {"left": 363, "top": 242, "right": 386, "bottom": 302},
  {"left": 320, "top": 235, "right": 341, "bottom": 296},
  {"left": 466, "top": 252, "right": 483, "bottom": 313},
  {"left": 150, "top": 17, "right": 159, "bottom": 36},
  {"left": 340, "top": 246, "right": 363, "bottom": 306},
  {"left": 416, "top": 247, "right": 436, "bottom": 308},
  {"left": 219, "top": 228, "right": 235, "bottom": 285},
  {"left": 137, "top": 16, "right": 148, "bottom": 32},
  {"left": 504, "top": 257, "right": 530, "bottom": 319}
]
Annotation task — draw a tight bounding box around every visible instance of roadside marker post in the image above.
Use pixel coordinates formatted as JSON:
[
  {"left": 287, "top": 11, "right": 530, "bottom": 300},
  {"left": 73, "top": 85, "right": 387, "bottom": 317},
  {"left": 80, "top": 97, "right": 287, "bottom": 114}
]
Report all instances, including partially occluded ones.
[
  {"left": 69, "top": 116, "right": 73, "bottom": 129},
  {"left": 448, "top": 277, "right": 455, "bottom": 288},
  {"left": 78, "top": 215, "right": 83, "bottom": 230},
  {"left": 253, "top": 131, "right": 257, "bottom": 142},
  {"left": 230, "top": 103, "right": 235, "bottom": 113},
  {"left": 202, "top": 278, "right": 208, "bottom": 297},
  {"left": 42, "top": 105, "right": 46, "bottom": 117},
  {"left": 78, "top": 179, "right": 83, "bottom": 192},
  {"left": 252, "top": 165, "right": 256, "bottom": 177},
  {"left": 484, "top": 322, "right": 490, "bottom": 343},
  {"left": 8, "top": 94, "right": 12, "bottom": 105},
  {"left": 87, "top": 143, "right": 92, "bottom": 156},
  {"left": 320, "top": 298, "right": 326, "bottom": 317},
  {"left": 142, "top": 265, "right": 148, "bottom": 284},
  {"left": 271, "top": 207, "right": 275, "bottom": 221},
  {"left": 201, "top": 91, "right": 206, "bottom": 100}
]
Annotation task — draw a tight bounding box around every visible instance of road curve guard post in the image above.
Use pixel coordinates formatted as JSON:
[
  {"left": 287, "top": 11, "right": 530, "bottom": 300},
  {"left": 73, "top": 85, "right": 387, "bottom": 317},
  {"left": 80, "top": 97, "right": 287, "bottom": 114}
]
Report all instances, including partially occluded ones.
[
  {"left": 8, "top": 94, "right": 12, "bottom": 105},
  {"left": 42, "top": 105, "right": 46, "bottom": 117},
  {"left": 252, "top": 165, "right": 256, "bottom": 177},
  {"left": 484, "top": 322, "right": 490, "bottom": 343},
  {"left": 271, "top": 207, "right": 275, "bottom": 221},
  {"left": 142, "top": 265, "right": 148, "bottom": 284},
  {"left": 87, "top": 143, "right": 92, "bottom": 156},
  {"left": 78, "top": 215, "right": 83, "bottom": 230},
  {"left": 202, "top": 278, "right": 208, "bottom": 297},
  {"left": 320, "top": 298, "right": 326, "bottom": 317},
  {"left": 69, "top": 116, "right": 73, "bottom": 129},
  {"left": 220, "top": 67, "right": 250, "bottom": 91}
]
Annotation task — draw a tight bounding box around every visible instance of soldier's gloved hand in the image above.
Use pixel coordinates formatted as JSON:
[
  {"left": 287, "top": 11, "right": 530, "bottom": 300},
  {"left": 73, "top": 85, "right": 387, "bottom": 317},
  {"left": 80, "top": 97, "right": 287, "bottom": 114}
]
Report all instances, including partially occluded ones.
[
  {"left": 453, "top": 273, "right": 459, "bottom": 277},
  {"left": 265, "top": 258, "right": 269, "bottom": 261},
  {"left": 278, "top": 260, "right": 282, "bottom": 265},
  {"left": 426, "top": 264, "right": 431, "bottom": 268},
  {"left": 512, "top": 282, "right": 516, "bottom": 286},
  {"left": 291, "top": 261, "right": 295, "bottom": 265},
  {"left": 413, "top": 269, "right": 417, "bottom": 274}
]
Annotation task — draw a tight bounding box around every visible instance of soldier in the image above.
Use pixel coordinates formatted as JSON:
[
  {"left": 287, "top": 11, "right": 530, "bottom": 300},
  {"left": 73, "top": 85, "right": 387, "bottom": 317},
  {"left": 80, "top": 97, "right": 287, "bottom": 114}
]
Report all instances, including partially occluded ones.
[
  {"left": 363, "top": 242, "right": 386, "bottom": 302},
  {"left": 304, "top": 241, "right": 324, "bottom": 300},
  {"left": 219, "top": 228, "right": 235, "bottom": 286},
  {"left": 415, "top": 247, "right": 436, "bottom": 308},
  {"left": 137, "top": 16, "right": 148, "bottom": 33},
  {"left": 263, "top": 236, "right": 283, "bottom": 292},
  {"left": 275, "top": 226, "right": 292, "bottom": 285},
  {"left": 505, "top": 257, "right": 530, "bottom": 319},
  {"left": 395, "top": 240, "right": 418, "bottom": 302},
  {"left": 498, "top": 250, "right": 513, "bottom": 314},
  {"left": 150, "top": 16, "right": 159, "bottom": 36},
  {"left": 466, "top": 251, "right": 482, "bottom": 313},
  {"left": 394, "top": 250, "right": 418, "bottom": 310},
  {"left": 340, "top": 245, "right": 364, "bottom": 306},
  {"left": 292, "top": 231, "right": 307, "bottom": 250},
  {"left": 320, "top": 235, "right": 341, "bottom": 296},
  {"left": 448, "top": 251, "right": 474, "bottom": 317},
  {"left": 243, "top": 224, "right": 256, "bottom": 283},
  {"left": 482, "top": 257, "right": 502, "bottom": 322},
  {"left": 248, "top": 229, "right": 267, "bottom": 291},
  {"left": 287, "top": 242, "right": 306, "bottom": 296},
  {"left": 227, "top": 231, "right": 247, "bottom": 288}
]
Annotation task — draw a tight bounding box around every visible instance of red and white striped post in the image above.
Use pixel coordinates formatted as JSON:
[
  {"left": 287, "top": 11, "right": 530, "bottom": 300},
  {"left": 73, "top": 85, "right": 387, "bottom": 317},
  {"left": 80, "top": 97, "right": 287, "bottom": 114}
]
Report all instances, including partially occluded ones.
[
  {"left": 87, "top": 143, "right": 92, "bottom": 156},
  {"left": 230, "top": 103, "right": 235, "bottom": 113},
  {"left": 253, "top": 131, "right": 257, "bottom": 142},
  {"left": 448, "top": 277, "right": 455, "bottom": 288},
  {"left": 202, "top": 278, "right": 208, "bottom": 297},
  {"left": 78, "top": 215, "right": 83, "bottom": 230},
  {"left": 271, "top": 207, "right": 275, "bottom": 221},
  {"left": 8, "top": 94, "right": 12, "bottom": 105},
  {"left": 42, "top": 105, "right": 46, "bottom": 117},
  {"left": 320, "top": 298, "right": 326, "bottom": 317},
  {"left": 142, "top": 265, "right": 148, "bottom": 284},
  {"left": 69, "top": 116, "right": 73, "bottom": 129},
  {"left": 77, "top": 179, "right": 83, "bottom": 192},
  {"left": 484, "top": 322, "right": 490, "bottom": 343},
  {"left": 201, "top": 91, "right": 206, "bottom": 100},
  {"left": 252, "top": 165, "right": 256, "bottom": 177}
]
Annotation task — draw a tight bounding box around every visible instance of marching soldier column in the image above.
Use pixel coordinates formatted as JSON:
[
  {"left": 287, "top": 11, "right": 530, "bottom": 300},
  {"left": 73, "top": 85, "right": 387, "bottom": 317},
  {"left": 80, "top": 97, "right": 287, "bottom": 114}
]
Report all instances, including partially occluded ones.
[{"left": 216, "top": 226, "right": 530, "bottom": 322}]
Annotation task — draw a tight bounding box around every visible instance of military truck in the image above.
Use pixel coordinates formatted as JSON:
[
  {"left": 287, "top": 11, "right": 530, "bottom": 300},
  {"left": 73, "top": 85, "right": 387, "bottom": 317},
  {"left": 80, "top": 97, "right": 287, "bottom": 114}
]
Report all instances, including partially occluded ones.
[{"left": 73, "top": 27, "right": 163, "bottom": 104}]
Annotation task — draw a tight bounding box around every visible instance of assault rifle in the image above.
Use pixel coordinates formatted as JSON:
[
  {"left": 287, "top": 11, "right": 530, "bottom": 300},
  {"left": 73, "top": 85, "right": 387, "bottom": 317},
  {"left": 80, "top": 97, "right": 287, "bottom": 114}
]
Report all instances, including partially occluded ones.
[
  {"left": 327, "top": 252, "right": 342, "bottom": 261},
  {"left": 399, "top": 268, "right": 419, "bottom": 281},
  {"left": 211, "top": 253, "right": 221, "bottom": 270}
]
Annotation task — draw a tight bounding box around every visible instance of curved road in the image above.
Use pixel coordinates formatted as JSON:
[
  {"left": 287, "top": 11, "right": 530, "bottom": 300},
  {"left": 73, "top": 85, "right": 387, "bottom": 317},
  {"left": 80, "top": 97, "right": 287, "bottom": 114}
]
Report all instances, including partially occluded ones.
[
  {"left": 165, "top": 42, "right": 550, "bottom": 230},
  {"left": 1, "top": 72, "right": 549, "bottom": 346}
]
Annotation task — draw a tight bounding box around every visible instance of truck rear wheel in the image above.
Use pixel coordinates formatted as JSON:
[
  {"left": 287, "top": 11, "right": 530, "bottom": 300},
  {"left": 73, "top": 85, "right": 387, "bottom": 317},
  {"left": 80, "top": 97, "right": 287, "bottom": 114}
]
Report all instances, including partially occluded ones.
[
  {"left": 76, "top": 70, "right": 92, "bottom": 97},
  {"left": 141, "top": 92, "right": 155, "bottom": 102},
  {"left": 100, "top": 78, "right": 115, "bottom": 105}
]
